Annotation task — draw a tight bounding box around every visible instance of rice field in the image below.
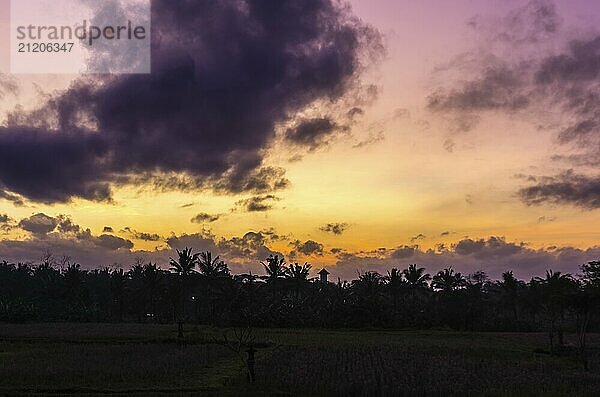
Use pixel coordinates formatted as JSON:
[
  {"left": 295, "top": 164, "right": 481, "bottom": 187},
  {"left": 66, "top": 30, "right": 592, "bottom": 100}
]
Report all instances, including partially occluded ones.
[{"left": 0, "top": 324, "right": 598, "bottom": 396}]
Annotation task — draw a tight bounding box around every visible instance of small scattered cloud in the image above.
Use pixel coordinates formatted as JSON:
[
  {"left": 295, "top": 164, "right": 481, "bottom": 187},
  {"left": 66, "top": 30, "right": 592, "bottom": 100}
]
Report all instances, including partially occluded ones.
[
  {"left": 289, "top": 239, "right": 325, "bottom": 257},
  {"left": 353, "top": 130, "right": 384, "bottom": 149},
  {"left": 410, "top": 233, "right": 426, "bottom": 243},
  {"left": 0, "top": 214, "right": 12, "bottom": 224},
  {"left": 465, "top": 194, "right": 474, "bottom": 205},
  {"left": 191, "top": 212, "right": 222, "bottom": 224},
  {"left": 319, "top": 223, "right": 349, "bottom": 235},
  {"left": 538, "top": 215, "right": 556, "bottom": 223},
  {"left": 121, "top": 227, "right": 162, "bottom": 242},
  {"left": 234, "top": 195, "right": 280, "bottom": 212},
  {"left": 443, "top": 138, "right": 456, "bottom": 153}
]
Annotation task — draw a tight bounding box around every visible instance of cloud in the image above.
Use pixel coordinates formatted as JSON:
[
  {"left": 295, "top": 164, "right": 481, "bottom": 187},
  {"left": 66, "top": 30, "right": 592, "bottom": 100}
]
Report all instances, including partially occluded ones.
[
  {"left": 0, "top": 74, "right": 17, "bottom": 98},
  {"left": 538, "top": 215, "right": 556, "bottom": 223},
  {"left": 18, "top": 213, "right": 59, "bottom": 236},
  {"left": 0, "top": 190, "right": 25, "bottom": 207},
  {"left": 535, "top": 36, "right": 600, "bottom": 84},
  {"left": 235, "top": 195, "right": 280, "bottom": 212},
  {"left": 319, "top": 222, "right": 349, "bottom": 235},
  {"left": 443, "top": 138, "right": 456, "bottom": 153},
  {"left": 103, "top": 226, "right": 114, "bottom": 233},
  {"left": 258, "top": 227, "right": 289, "bottom": 242},
  {"left": 0, "top": 214, "right": 12, "bottom": 224},
  {"left": 465, "top": 194, "right": 474, "bottom": 205},
  {"left": 0, "top": 217, "right": 597, "bottom": 281},
  {"left": 191, "top": 212, "right": 222, "bottom": 224},
  {"left": 518, "top": 171, "right": 600, "bottom": 209},
  {"left": 0, "top": 0, "right": 382, "bottom": 204},
  {"left": 352, "top": 130, "right": 384, "bottom": 149},
  {"left": 330, "top": 236, "right": 598, "bottom": 281},
  {"left": 427, "top": 1, "right": 600, "bottom": 209},
  {"left": 393, "top": 108, "right": 410, "bottom": 119},
  {"left": 284, "top": 117, "right": 347, "bottom": 151},
  {"left": 391, "top": 245, "right": 417, "bottom": 259},
  {"left": 120, "top": 227, "right": 162, "bottom": 242},
  {"left": 428, "top": 66, "right": 529, "bottom": 113},
  {"left": 410, "top": 233, "right": 426, "bottom": 243},
  {"left": 93, "top": 234, "right": 134, "bottom": 250},
  {"left": 467, "top": 0, "right": 561, "bottom": 45},
  {"left": 290, "top": 239, "right": 325, "bottom": 257}
]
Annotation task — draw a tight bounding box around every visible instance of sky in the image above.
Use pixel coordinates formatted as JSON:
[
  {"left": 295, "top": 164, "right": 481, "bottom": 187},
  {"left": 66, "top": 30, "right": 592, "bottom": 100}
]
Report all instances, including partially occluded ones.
[{"left": 0, "top": 0, "right": 599, "bottom": 280}]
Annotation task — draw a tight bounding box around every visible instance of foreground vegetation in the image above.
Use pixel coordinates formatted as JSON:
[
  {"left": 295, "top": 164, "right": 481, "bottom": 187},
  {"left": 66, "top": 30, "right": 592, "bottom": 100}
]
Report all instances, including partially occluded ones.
[
  {"left": 0, "top": 324, "right": 599, "bottom": 396},
  {"left": 2, "top": 251, "right": 600, "bottom": 362}
]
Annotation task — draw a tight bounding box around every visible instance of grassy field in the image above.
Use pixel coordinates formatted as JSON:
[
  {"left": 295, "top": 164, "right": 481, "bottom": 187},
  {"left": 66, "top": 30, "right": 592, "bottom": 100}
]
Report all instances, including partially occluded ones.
[{"left": 0, "top": 324, "right": 599, "bottom": 396}]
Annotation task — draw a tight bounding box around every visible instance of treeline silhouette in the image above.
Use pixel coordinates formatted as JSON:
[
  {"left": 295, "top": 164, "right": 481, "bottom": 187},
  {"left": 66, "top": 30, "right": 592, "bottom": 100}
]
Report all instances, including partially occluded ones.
[{"left": 1, "top": 249, "right": 599, "bottom": 337}]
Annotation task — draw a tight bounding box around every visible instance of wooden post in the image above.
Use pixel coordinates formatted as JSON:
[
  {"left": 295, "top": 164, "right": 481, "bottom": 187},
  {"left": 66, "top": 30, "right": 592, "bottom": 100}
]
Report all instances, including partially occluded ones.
[
  {"left": 177, "top": 320, "right": 185, "bottom": 348},
  {"left": 246, "top": 344, "right": 256, "bottom": 383}
]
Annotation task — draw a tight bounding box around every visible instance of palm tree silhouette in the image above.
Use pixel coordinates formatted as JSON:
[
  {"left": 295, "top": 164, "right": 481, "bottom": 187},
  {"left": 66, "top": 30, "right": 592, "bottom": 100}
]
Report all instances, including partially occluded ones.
[
  {"left": 498, "top": 271, "right": 523, "bottom": 323},
  {"left": 169, "top": 248, "right": 199, "bottom": 320},
  {"left": 169, "top": 248, "right": 199, "bottom": 276},
  {"left": 385, "top": 268, "right": 405, "bottom": 315},
  {"left": 432, "top": 267, "right": 466, "bottom": 293},
  {"left": 535, "top": 270, "right": 576, "bottom": 352},
  {"left": 261, "top": 254, "right": 287, "bottom": 282},
  {"left": 286, "top": 262, "right": 312, "bottom": 298},
  {"left": 197, "top": 251, "right": 230, "bottom": 323},
  {"left": 287, "top": 262, "right": 311, "bottom": 281},
  {"left": 198, "top": 251, "right": 230, "bottom": 279},
  {"left": 403, "top": 264, "right": 431, "bottom": 288}
]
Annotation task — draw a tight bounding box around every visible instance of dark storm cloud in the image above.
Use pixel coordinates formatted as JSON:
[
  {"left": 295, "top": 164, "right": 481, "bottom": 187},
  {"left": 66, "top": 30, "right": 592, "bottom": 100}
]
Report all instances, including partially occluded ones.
[
  {"left": 191, "top": 213, "right": 222, "bottom": 224},
  {"left": 428, "top": 0, "right": 600, "bottom": 209},
  {"left": 319, "top": 222, "right": 349, "bottom": 235},
  {"left": 235, "top": 195, "right": 280, "bottom": 212},
  {"left": 0, "top": 0, "right": 382, "bottom": 204},
  {"left": 0, "top": 127, "right": 112, "bottom": 204},
  {"left": 519, "top": 171, "right": 600, "bottom": 209}
]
